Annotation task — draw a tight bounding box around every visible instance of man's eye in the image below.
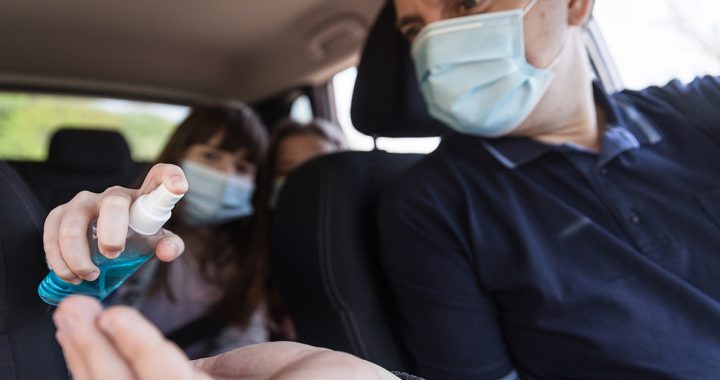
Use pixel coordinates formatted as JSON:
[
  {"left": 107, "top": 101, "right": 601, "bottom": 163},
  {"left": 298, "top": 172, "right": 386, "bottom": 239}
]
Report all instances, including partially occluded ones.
[
  {"left": 449, "top": 0, "right": 489, "bottom": 16},
  {"left": 402, "top": 25, "right": 423, "bottom": 42},
  {"left": 461, "top": 0, "right": 477, "bottom": 11}
]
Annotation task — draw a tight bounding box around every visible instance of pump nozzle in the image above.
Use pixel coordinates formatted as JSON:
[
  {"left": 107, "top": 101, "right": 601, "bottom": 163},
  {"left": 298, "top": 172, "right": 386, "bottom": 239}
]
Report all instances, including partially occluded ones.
[{"left": 129, "top": 184, "right": 184, "bottom": 235}]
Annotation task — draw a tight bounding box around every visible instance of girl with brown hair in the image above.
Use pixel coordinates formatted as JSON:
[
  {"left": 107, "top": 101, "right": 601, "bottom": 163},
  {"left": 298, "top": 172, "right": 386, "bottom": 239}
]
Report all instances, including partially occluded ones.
[{"left": 113, "top": 104, "right": 270, "bottom": 358}]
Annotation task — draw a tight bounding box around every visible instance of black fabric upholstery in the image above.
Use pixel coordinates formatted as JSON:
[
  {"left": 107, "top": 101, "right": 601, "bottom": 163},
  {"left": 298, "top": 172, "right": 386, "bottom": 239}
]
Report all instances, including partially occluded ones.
[
  {"left": 350, "top": 1, "right": 449, "bottom": 138},
  {"left": 12, "top": 128, "right": 147, "bottom": 212},
  {"left": 0, "top": 161, "right": 68, "bottom": 380},
  {"left": 48, "top": 128, "right": 133, "bottom": 173},
  {"left": 272, "top": 152, "right": 422, "bottom": 372}
]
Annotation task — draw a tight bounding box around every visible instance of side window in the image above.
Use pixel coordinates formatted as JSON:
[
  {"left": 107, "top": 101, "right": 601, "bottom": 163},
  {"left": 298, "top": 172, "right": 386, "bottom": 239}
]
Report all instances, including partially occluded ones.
[
  {"left": 290, "top": 94, "right": 314, "bottom": 124},
  {"left": 0, "top": 93, "right": 189, "bottom": 161},
  {"left": 593, "top": 0, "right": 720, "bottom": 90},
  {"left": 332, "top": 67, "right": 441, "bottom": 153}
]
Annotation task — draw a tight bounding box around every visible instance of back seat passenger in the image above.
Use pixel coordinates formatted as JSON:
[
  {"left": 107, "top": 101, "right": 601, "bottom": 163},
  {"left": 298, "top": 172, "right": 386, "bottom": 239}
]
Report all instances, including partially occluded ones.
[{"left": 11, "top": 128, "right": 148, "bottom": 212}]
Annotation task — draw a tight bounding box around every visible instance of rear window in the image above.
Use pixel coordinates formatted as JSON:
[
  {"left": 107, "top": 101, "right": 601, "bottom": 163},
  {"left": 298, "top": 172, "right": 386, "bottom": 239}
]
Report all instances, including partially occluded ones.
[{"left": 0, "top": 92, "right": 189, "bottom": 161}]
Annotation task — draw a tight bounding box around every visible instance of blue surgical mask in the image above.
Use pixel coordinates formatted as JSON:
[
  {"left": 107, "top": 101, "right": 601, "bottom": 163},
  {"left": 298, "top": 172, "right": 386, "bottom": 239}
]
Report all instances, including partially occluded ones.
[
  {"left": 268, "top": 177, "right": 286, "bottom": 210},
  {"left": 180, "top": 159, "right": 255, "bottom": 225},
  {"left": 412, "top": 0, "right": 562, "bottom": 137}
]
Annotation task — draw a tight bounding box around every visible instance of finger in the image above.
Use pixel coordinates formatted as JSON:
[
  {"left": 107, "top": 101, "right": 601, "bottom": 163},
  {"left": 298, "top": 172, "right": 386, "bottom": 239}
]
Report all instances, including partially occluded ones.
[
  {"left": 44, "top": 205, "right": 81, "bottom": 285},
  {"left": 96, "top": 187, "right": 134, "bottom": 259},
  {"left": 58, "top": 192, "right": 100, "bottom": 281},
  {"left": 137, "top": 164, "right": 188, "bottom": 197},
  {"left": 98, "top": 306, "right": 208, "bottom": 380},
  {"left": 154, "top": 232, "right": 185, "bottom": 262},
  {"left": 54, "top": 296, "right": 136, "bottom": 380}
]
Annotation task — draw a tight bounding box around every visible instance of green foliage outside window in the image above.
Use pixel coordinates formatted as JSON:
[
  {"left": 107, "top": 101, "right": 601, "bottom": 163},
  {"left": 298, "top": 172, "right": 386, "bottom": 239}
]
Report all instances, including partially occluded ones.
[{"left": 0, "top": 93, "right": 186, "bottom": 162}]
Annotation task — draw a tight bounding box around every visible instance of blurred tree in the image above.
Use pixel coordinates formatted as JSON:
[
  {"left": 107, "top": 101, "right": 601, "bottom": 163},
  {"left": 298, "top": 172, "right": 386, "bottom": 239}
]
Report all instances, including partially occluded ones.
[{"left": 0, "top": 93, "right": 180, "bottom": 161}]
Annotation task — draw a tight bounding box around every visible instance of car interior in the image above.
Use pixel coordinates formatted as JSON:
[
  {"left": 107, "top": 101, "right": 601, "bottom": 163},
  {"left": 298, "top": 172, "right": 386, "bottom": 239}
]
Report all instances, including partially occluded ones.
[{"left": 0, "top": 0, "right": 628, "bottom": 379}]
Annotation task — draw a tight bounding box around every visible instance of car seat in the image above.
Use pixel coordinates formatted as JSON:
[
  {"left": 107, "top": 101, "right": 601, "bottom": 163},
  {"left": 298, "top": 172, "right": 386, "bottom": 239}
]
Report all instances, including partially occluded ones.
[
  {"left": 0, "top": 161, "right": 68, "bottom": 380},
  {"left": 271, "top": 1, "right": 448, "bottom": 373},
  {"left": 21, "top": 128, "right": 145, "bottom": 212}
]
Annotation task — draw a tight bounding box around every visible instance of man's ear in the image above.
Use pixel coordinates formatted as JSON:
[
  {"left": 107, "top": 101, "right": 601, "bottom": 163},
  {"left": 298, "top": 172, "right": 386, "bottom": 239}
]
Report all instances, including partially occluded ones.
[{"left": 568, "top": 0, "right": 594, "bottom": 26}]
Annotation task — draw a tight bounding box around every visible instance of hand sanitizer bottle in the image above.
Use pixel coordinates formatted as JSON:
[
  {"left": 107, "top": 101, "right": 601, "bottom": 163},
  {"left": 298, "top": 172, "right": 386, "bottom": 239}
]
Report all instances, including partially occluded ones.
[{"left": 38, "top": 184, "right": 183, "bottom": 306}]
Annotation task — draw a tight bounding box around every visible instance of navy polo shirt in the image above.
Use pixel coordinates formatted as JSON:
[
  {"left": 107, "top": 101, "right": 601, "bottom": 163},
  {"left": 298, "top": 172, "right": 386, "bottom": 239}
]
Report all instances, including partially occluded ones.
[{"left": 378, "top": 77, "right": 720, "bottom": 380}]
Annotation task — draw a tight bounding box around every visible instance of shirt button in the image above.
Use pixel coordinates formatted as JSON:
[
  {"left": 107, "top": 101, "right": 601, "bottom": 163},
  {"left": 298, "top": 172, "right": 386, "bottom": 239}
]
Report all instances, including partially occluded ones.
[
  {"left": 629, "top": 212, "right": 641, "bottom": 224},
  {"left": 600, "top": 168, "right": 609, "bottom": 176}
]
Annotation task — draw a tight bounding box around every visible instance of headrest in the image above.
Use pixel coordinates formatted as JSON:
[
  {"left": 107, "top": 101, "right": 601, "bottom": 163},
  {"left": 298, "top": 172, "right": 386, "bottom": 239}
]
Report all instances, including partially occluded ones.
[
  {"left": 351, "top": 1, "right": 448, "bottom": 138},
  {"left": 48, "top": 128, "right": 133, "bottom": 173}
]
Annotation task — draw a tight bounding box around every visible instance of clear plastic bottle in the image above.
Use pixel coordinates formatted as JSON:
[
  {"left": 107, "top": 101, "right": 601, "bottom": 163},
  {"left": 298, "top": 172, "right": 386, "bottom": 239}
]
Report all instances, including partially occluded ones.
[{"left": 38, "top": 184, "right": 183, "bottom": 306}]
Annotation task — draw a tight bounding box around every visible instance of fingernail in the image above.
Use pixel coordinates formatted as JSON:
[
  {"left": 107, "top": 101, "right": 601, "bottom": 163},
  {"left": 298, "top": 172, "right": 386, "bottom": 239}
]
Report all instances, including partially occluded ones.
[
  {"left": 166, "top": 241, "right": 180, "bottom": 259},
  {"left": 85, "top": 270, "right": 100, "bottom": 282},
  {"left": 170, "top": 176, "right": 185, "bottom": 190},
  {"left": 69, "top": 278, "right": 82, "bottom": 285},
  {"left": 104, "top": 249, "right": 121, "bottom": 259}
]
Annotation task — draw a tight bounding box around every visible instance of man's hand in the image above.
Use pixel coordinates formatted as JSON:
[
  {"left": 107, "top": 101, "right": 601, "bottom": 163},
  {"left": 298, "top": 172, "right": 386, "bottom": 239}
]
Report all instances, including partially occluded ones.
[
  {"left": 44, "top": 164, "right": 188, "bottom": 284},
  {"left": 54, "top": 297, "right": 400, "bottom": 380}
]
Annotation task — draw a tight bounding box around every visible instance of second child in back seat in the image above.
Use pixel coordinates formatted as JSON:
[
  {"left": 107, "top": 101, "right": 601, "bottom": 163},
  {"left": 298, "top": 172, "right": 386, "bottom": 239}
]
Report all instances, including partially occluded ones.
[
  {"left": 249, "top": 118, "right": 346, "bottom": 340},
  {"left": 112, "top": 105, "right": 271, "bottom": 358}
]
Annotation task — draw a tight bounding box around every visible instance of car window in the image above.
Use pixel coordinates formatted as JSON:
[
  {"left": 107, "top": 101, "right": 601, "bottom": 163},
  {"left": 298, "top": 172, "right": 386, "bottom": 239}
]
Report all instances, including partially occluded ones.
[
  {"left": 332, "top": 67, "right": 441, "bottom": 153},
  {"left": 290, "top": 94, "right": 314, "bottom": 124},
  {"left": 594, "top": 0, "right": 720, "bottom": 90},
  {"left": 0, "top": 92, "right": 189, "bottom": 161}
]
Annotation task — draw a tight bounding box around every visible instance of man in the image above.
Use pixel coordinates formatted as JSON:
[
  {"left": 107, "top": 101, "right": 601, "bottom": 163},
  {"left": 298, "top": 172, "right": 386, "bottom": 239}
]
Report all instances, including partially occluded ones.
[{"left": 378, "top": 0, "right": 720, "bottom": 379}]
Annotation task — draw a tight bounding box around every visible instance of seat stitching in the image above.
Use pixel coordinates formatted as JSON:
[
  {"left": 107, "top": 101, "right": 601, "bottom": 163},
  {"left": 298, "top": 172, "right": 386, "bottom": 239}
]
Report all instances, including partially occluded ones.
[
  {"left": 316, "top": 160, "right": 368, "bottom": 357},
  {"left": 0, "top": 240, "right": 7, "bottom": 334},
  {"left": 0, "top": 164, "right": 44, "bottom": 231},
  {"left": 7, "top": 329, "right": 18, "bottom": 379}
]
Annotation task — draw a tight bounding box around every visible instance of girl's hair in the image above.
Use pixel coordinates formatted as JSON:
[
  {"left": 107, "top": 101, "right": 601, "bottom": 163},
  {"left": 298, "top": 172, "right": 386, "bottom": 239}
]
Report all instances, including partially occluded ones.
[
  {"left": 145, "top": 104, "right": 269, "bottom": 330},
  {"left": 249, "top": 118, "right": 346, "bottom": 339}
]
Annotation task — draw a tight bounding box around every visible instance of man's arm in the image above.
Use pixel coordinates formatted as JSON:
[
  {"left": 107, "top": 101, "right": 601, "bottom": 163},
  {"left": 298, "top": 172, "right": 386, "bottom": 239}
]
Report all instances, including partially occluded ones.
[
  {"left": 378, "top": 194, "right": 516, "bottom": 380},
  {"left": 624, "top": 75, "right": 720, "bottom": 146}
]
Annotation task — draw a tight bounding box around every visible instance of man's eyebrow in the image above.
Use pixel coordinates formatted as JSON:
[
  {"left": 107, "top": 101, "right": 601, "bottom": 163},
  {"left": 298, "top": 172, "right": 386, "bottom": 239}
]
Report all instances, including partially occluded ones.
[{"left": 396, "top": 14, "right": 424, "bottom": 30}]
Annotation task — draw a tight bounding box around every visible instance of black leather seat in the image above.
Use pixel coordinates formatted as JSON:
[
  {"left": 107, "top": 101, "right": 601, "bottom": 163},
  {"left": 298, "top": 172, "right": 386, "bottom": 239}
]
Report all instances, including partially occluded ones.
[
  {"left": 273, "top": 151, "right": 422, "bottom": 371},
  {"left": 271, "top": 1, "right": 449, "bottom": 373},
  {"left": 18, "top": 128, "right": 145, "bottom": 212},
  {"left": 0, "top": 161, "right": 68, "bottom": 380}
]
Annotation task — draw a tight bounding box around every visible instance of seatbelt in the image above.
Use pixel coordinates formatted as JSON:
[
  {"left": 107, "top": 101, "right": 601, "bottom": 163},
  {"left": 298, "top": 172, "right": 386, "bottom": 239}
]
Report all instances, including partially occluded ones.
[{"left": 165, "top": 312, "right": 226, "bottom": 351}]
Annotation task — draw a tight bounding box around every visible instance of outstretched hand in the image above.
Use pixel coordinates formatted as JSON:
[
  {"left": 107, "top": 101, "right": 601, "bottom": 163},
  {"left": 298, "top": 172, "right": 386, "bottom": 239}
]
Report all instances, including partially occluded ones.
[
  {"left": 43, "top": 164, "right": 188, "bottom": 285},
  {"left": 54, "top": 296, "right": 398, "bottom": 380}
]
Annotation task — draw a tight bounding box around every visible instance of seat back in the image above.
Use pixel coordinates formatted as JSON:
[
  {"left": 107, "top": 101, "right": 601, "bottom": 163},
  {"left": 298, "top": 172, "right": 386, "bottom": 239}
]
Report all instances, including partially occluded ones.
[
  {"left": 272, "top": 0, "right": 447, "bottom": 373},
  {"left": 17, "top": 128, "right": 145, "bottom": 212},
  {"left": 0, "top": 161, "right": 68, "bottom": 380},
  {"left": 272, "top": 151, "right": 422, "bottom": 372}
]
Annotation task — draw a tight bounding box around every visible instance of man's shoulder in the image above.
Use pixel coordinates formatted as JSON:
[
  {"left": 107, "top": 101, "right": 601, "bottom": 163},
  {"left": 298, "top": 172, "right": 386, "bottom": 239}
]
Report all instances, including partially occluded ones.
[
  {"left": 380, "top": 133, "right": 494, "bottom": 211},
  {"left": 614, "top": 76, "right": 720, "bottom": 125}
]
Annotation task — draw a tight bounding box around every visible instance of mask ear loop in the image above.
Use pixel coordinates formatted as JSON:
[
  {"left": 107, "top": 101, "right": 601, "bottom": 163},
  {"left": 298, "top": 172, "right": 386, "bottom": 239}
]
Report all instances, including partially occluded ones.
[
  {"left": 545, "top": 29, "right": 569, "bottom": 70},
  {"left": 522, "top": 0, "right": 540, "bottom": 15},
  {"left": 522, "top": 0, "right": 568, "bottom": 71}
]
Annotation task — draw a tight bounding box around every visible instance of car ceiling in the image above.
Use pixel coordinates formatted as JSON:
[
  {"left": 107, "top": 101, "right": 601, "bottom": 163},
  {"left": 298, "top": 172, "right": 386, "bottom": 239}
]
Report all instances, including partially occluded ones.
[{"left": 0, "top": 0, "right": 384, "bottom": 104}]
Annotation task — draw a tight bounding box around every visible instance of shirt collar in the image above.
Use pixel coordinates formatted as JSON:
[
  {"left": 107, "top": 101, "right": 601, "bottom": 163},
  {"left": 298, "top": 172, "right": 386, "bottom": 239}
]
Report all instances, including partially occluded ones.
[{"left": 481, "top": 81, "right": 663, "bottom": 169}]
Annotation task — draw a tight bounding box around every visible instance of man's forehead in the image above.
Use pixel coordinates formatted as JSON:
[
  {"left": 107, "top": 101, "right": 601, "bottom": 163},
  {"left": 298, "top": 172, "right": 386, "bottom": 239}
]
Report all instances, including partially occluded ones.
[{"left": 393, "top": 0, "right": 444, "bottom": 27}]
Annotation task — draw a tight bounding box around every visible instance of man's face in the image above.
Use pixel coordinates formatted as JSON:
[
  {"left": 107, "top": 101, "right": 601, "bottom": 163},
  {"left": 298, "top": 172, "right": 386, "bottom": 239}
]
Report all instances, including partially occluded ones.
[{"left": 394, "top": 0, "right": 570, "bottom": 70}]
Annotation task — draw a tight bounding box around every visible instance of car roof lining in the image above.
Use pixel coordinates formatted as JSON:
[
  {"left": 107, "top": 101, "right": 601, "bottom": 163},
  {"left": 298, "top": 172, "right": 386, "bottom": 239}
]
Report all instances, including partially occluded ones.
[{"left": 0, "top": 0, "right": 384, "bottom": 104}]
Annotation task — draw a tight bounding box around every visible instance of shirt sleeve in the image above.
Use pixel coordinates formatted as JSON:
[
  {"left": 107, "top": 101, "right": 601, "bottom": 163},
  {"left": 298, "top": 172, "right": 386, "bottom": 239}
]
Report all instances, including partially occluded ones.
[
  {"left": 378, "top": 193, "right": 515, "bottom": 380},
  {"left": 635, "top": 75, "right": 720, "bottom": 145}
]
